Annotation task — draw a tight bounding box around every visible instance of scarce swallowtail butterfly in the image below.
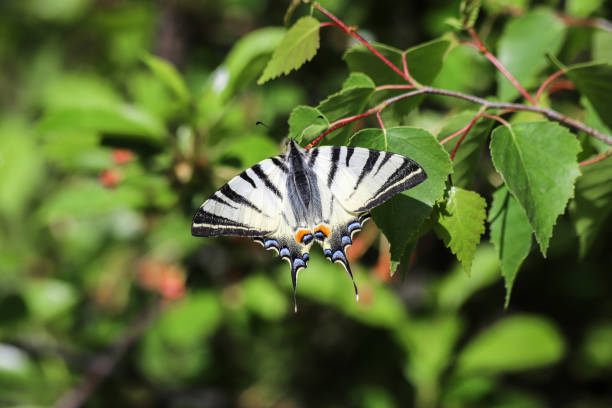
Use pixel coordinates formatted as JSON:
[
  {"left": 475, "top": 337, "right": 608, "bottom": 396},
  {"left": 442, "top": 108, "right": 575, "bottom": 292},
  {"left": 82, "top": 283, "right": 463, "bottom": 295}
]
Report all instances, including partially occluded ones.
[{"left": 192, "top": 139, "right": 427, "bottom": 311}]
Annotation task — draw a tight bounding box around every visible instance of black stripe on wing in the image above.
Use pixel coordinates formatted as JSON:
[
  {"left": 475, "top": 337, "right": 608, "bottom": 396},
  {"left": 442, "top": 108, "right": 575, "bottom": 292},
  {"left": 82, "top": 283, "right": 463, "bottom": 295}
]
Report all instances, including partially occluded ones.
[
  {"left": 191, "top": 208, "right": 271, "bottom": 237},
  {"left": 220, "top": 184, "right": 262, "bottom": 213},
  {"left": 354, "top": 150, "right": 381, "bottom": 190},
  {"left": 354, "top": 158, "right": 427, "bottom": 212},
  {"left": 327, "top": 146, "right": 341, "bottom": 187},
  {"left": 252, "top": 163, "right": 282, "bottom": 199}
]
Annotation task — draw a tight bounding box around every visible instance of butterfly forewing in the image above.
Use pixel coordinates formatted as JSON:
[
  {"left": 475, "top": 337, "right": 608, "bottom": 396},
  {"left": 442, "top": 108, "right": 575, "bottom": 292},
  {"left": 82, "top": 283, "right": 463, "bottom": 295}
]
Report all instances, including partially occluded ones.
[{"left": 191, "top": 158, "right": 285, "bottom": 237}]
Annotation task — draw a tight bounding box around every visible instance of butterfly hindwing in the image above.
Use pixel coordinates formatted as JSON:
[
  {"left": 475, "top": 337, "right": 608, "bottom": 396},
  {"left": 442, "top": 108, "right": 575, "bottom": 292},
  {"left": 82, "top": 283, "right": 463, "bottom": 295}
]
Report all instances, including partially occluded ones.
[{"left": 191, "top": 157, "right": 286, "bottom": 237}]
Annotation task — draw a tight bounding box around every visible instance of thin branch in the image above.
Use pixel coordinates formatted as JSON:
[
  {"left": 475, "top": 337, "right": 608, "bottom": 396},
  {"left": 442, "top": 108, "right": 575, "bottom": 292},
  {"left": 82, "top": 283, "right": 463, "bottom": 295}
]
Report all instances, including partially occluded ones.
[
  {"left": 450, "top": 112, "right": 481, "bottom": 161},
  {"left": 466, "top": 28, "right": 536, "bottom": 105},
  {"left": 375, "top": 84, "right": 414, "bottom": 91},
  {"left": 376, "top": 110, "right": 385, "bottom": 130},
  {"left": 423, "top": 86, "right": 612, "bottom": 146},
  {"left": 401, "top": 51, "right": 420, "bottom": 87},
  {"left": 440, "top": 122, "right": 473, "bottom": 145},
  {"left": 580, "top": 150, "right": 612, "bottom": 167},
  {"left": 557, "top": 13, "right": 612, "bottom": 32},
  {"left": 307, "top": 86, "right": 612, "bottom": 148},
  {"left": 54, "top": 303, "right": 160, "bottom": 408},
  {"left": 307, "top": 5, "right": 611, "bottom": 147},
  {"left": 481, "top": 112, "right": 511, "bottom": 128},
  {"left": 305, "top": 89, "right": 427, "bottom": 148},
  {"left": 313, "top": 3, "right": 412, "bottom": 83},
  {"left": 536, "top": 69, "right": 567, "bottom": 105}
]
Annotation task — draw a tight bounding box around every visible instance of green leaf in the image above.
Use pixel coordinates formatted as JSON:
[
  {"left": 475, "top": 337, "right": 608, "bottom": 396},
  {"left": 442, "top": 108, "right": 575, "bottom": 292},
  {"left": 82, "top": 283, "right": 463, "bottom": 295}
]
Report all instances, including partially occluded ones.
[
  {"left": 38, "top": 105, "right": 167, "bottom": 144},
  {"left": 287, "top": 105, "right": 329, "bottom": 144},
  {"left": 489, "top": 185, "right": 532, "bottom": 307},
  {"left": 566, "top": 0, "right": 604, "bottom": 17},
  {"left": 483, "top": 0, "right": 530, "bottom": 14},
  {"left": 257, "top": 16, "right": 320, "bottom": 84},
  {"left": 565, "top": 62, "right": 612, "bottom": 129},
  {"left": 432, "top": 45, "right": 493, "bottom": 101},
  {"left": 460, "top": 0, "right": 482, "bottom": 29},
  {"left": 437, "top": 112, "right": 493, "bottom": 189},
  {"left": 142, "top": 53, "right": 190, "bottom": 103},
  {"left": 570, "top": 155, "right": 612, "bottom": 257},
  {"left": 434, "top": 187, "right": 487, "bottom": 274},
  {"left": 497, "top": 10, "right": 565, "bottom": 101},
  {"left": 349, "top": 127, "right": 452, "bottom": 272},
  {"left": 216, "top": 27, "right": 286, "bottom": 101},
  {"left": 456, "top": 315, "right": 565, "bottom": 375},
  {"left": 344, "top": 39, "right": 450, "bottom": 117},
  {"left": 316, "top": 78, "right": 374, "bottom": 143},
  {"left": 489, "top": 121, "right": 581, "bottom": 255},
  {"left": 342, "top": 72, "right": 376, "bottom": 89}
]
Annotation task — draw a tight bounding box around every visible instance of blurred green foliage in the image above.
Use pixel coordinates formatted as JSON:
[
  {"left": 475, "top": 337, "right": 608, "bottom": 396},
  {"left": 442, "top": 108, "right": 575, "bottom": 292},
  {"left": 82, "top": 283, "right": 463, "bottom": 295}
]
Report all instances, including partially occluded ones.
[{"left": 1, "top": 1, "right": 611, "bottom": 408}]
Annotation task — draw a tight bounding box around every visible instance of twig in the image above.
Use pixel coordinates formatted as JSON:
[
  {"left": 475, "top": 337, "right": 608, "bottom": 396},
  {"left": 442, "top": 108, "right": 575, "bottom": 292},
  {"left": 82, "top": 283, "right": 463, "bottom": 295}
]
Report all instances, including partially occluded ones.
[
  {"left": 376, "top": 110, "right": 385, "bottom": 131},
  {"left": 375, "top": 84, "right": 414, "bottom": 91},
  {"left": 536, "top": 69, "right": 567, "bottom": 105},
  {"left": 307, "top": 86, "right": 612, "bottom": 148},
  {"left": 465, "top": 28, "right": 536, "bottom": 105},
  {"left": 313, "top": 3, "right": 414, "bottom": 84},
  {"left": 54, "top": 303, "right": 160, "bottom": 408},
  {"left": 481, "top": 112, "right": 511, "bottom": 128},
  {"left": 450, "top": 111, "right": 482, "bottom": 161},
  {"left": 579, "top": 150, "right": 612, "bottom": 167}
]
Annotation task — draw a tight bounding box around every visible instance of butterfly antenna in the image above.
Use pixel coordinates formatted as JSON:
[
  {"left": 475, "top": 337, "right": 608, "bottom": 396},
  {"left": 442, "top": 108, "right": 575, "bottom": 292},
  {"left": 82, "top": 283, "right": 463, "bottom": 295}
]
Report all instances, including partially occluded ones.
[{"left": 295, "top": 115, "right": 326, "bottom": 140}]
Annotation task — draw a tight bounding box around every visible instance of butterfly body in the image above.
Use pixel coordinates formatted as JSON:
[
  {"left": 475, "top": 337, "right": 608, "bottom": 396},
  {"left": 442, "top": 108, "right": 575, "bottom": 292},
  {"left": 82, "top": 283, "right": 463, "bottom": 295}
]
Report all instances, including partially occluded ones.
[{"left": 192, "top": 139, "right": 427, "bottom": 310}]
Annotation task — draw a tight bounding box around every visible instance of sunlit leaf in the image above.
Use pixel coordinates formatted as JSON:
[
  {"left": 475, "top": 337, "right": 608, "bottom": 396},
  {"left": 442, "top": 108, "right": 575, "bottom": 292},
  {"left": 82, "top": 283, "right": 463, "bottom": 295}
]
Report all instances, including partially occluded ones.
[
  {"left": 456, "top": 315, "right": 565, "bottom": 375},
  {"left": 434, "top": 187, "right": 487, "bottom": 274},
  {"left": 490, "top": 121, "right": 581, "bottom": 255},
  {"left": 258, "top": 16, "right": 320, "bottom": 84},
  {"left": 288, "top": 105, "right": 328, "bottom": 144}
]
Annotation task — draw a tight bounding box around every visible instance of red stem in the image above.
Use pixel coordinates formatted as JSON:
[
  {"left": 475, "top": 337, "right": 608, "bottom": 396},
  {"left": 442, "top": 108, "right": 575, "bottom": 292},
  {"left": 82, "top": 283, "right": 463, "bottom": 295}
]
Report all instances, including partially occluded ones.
[
  {"left": 441, "top": 122, "right": 474, "bottom": 145},
  {"left": 466, "top": 28, "right": 536, "bottom": 105},
  {"left": 313, "top": 3, "right": 413, "bottom": 84},
  {"left": 579, "top": 150, "right": 612, "bottom": 167},
  {"left": 376, "top": 110, "right": 385, "bottom": 130},
  {"left": 450, "top": 113, "right": 480, "bottom": 160},
  {"left": 481, "top": 112, "right": 511, "bottom": 128},
  {"left": 375, "top": 84, "right": 414, "bottom": 91},
  {"left": 535, "top": 69, "right": 567, "bottom": 105}
]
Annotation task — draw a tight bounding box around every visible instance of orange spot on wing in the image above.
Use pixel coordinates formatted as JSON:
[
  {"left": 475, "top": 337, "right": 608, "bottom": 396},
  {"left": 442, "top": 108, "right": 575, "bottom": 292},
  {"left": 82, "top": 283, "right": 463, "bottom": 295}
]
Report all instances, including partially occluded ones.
[
  {"left": 295, "top": 229, "right": 311, "bottom": 243},
  {"left": 314, "top": 224, "right": 331, "bottom": 238}
]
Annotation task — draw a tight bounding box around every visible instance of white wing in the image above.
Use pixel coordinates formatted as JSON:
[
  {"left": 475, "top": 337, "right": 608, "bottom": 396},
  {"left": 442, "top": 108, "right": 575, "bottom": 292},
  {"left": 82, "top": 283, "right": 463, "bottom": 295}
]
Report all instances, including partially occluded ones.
[
  {"left": 307, "top": 145, "right": 427, "bottom": 213},
  {"left": 191, "top": 156, "right": 287, "bottom": 237}
]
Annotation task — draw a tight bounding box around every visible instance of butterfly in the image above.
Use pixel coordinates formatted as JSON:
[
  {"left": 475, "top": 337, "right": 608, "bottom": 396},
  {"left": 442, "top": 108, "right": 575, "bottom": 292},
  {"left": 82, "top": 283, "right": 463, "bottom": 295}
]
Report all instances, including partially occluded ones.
[{"left": 192, "top": 139, "right": 427, "bottom": 311}]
